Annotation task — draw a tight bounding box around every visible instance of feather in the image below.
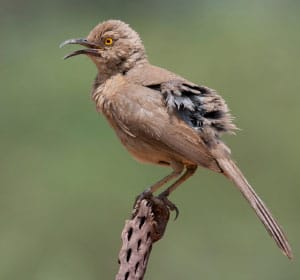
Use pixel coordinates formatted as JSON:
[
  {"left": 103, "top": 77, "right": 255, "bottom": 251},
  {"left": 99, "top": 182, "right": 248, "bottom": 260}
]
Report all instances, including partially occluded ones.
[{"left": 217, "top": 157, "right": 293, "bottom": 259}]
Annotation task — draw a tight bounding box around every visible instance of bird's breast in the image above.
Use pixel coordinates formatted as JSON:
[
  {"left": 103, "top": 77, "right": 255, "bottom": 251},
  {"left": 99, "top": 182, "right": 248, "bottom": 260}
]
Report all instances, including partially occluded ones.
[{"left": 92, "top": 75, "right": 124, "bottom": 114}]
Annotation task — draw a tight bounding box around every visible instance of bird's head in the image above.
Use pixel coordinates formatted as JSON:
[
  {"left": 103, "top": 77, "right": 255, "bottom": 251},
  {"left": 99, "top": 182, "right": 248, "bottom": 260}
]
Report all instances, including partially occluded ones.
[{"left": 60, "top": 20, "right": 147, "bottom": 76}]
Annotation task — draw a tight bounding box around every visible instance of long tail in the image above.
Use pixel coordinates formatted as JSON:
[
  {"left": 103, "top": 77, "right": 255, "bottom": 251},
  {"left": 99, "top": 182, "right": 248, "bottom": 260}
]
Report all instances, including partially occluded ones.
[{"left": 217, "top": 157, "right": 293, "bottom": 259}]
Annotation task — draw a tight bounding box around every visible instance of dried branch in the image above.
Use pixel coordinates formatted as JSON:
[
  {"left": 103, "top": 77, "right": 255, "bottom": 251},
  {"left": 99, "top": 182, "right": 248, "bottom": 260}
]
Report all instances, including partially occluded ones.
[{"left": 115, "top": 193, "right": 170, "bottom": 280}]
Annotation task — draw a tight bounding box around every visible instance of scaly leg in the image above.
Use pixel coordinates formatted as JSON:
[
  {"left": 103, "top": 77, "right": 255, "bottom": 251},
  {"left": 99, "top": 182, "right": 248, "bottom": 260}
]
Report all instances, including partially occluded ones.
[
  {"left": 148, "top": 162, "right": 184, "bottom": 193},
  {"left": 159, "top": 165, "right": 198, "bottom": 197},
  {"left": 158, "top": 165, "right": 197, "bottom": 218},
  {"left": 135, "top": 162, "right": 184, "bottom": 207}
]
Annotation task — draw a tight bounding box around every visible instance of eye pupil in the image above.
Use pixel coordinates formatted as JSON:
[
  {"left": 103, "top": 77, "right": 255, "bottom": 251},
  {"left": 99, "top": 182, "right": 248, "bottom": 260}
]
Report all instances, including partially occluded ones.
[{"left": 105, "top": 38, "right": 113, "bottom": 45}]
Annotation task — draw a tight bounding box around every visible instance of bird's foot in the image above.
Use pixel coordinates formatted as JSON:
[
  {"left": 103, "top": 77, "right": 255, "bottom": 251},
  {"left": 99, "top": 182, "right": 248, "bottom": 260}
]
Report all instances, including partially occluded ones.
[
  {"left": 133, "top": 189, "right": 179, "bottom": 220},
  {"left": 158, "top": 191, "right": 179, "bottom": 220},
  {"left": 132, "top": 189, "right": 153, "bottom": 216},
  {"left": 134, "top": 189, "right": 153, "bottom": 205}
]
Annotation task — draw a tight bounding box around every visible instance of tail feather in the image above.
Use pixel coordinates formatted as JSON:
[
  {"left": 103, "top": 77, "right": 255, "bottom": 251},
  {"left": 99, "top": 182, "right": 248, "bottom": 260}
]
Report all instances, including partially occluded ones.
[{"left": 217, "top": 157, "right": 293, "bottom": 259}]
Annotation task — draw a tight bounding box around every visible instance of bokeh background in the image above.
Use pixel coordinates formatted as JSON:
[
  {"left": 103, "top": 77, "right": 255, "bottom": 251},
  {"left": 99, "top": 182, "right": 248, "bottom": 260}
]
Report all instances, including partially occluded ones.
[{"left": 1, "top": 0, "right": 299, "bottom": 279}]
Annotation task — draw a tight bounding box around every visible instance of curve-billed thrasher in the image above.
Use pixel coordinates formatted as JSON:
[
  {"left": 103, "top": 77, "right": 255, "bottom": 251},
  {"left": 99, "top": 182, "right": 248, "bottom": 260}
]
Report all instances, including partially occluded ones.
[{"left": 61, "top": 20, "right": 292, "bottom": 258}]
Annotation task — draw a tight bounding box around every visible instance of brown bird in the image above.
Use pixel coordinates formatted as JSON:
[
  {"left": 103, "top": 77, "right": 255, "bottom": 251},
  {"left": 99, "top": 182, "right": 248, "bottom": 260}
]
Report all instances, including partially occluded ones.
[{"left": 61, "top": 19, "right": 292, "bottom": 259}]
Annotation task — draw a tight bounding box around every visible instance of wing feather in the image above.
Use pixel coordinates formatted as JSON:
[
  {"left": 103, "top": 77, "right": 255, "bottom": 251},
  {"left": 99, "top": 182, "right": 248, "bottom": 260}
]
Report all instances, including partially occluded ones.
[{"left": 108, "top": 79, "right": 221, "bottom": 172}]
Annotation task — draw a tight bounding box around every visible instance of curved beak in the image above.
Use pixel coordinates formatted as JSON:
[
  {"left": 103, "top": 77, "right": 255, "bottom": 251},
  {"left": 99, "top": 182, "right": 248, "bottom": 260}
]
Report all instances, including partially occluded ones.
[{"left": 60, "top": 38, "right": 102, "bottom": 60}]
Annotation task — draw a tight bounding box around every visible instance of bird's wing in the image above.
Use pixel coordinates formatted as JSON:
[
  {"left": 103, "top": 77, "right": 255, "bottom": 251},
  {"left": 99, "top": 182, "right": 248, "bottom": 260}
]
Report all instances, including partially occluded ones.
[
  {"left": 126, "top": 64, "right": 237, "bottom": 147},
  {"left": 104, "top": 75, "right": 221, "bottom": 172}
]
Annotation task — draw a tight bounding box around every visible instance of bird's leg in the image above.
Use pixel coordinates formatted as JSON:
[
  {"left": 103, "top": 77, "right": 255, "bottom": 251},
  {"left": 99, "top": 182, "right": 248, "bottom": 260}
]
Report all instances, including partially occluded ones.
[
  {"left": 148, "top": 162, "right": 184, "bottom": 193},
  {"left": 160, "top": 165, "right": 197, "bottom": 196},
  {"left": 135, "top": 162, "right": 184, "bottom": 205},
  {"left": 158, "top": 165, "right": 198, "bottom": 217}
]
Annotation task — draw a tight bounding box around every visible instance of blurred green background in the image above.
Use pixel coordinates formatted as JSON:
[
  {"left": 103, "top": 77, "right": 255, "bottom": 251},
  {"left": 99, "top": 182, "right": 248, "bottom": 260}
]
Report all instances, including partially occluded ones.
[{"left": 1, "top": 0, "right": 299, "bottom": 279}]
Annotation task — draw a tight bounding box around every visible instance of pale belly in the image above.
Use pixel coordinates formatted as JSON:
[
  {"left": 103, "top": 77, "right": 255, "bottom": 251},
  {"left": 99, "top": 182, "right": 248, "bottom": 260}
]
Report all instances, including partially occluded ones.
[{"left": 113, "top": 124, "right": 196, "bottom": 167}]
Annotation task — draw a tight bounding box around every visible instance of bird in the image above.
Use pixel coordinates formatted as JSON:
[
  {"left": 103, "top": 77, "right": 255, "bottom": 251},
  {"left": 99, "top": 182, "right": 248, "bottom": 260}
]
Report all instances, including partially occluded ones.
[{"left": 60, "top": 19, "right": 292, "bottom": 259}]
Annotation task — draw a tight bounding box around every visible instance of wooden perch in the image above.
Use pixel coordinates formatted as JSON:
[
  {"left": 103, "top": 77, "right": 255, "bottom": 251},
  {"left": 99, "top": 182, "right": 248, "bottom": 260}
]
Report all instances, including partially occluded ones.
[{"left": 115, "top": 193, "right": 171, "bottom": 280}]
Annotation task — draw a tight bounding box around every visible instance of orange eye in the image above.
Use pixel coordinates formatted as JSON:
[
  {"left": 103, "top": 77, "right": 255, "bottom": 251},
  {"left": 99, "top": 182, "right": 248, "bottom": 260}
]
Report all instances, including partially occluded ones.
[{"left": 104, "top": 38, "right": 113, "bottom": 46}]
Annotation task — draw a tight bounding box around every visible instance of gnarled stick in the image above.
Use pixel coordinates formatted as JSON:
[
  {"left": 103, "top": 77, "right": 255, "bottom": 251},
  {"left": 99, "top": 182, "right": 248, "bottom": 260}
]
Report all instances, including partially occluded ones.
[{"left": 115, "top": 194, "right": 170, "bottom": 280}]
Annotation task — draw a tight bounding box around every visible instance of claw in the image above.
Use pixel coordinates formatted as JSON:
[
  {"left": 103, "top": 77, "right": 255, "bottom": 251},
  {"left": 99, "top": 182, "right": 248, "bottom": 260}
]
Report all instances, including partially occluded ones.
[
  {"left": 134, "top": 189, "right": 153, "bottom": 205},
  {"left": 134, "top": 189, "right": 179, "bottom": 220},
  {"left": 158, "top": 191, "right": 179, "bottom": 220},
  {"left": 132, "top": 189, "right": 154, "bottom": 217}
]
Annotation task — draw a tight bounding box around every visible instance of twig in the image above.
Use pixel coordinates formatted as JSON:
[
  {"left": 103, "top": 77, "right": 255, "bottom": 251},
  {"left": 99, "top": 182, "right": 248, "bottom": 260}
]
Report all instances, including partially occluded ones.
[{"left": 115, "top": 193, "right": 170, "bottom": 280}]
